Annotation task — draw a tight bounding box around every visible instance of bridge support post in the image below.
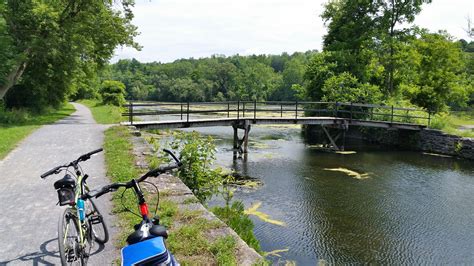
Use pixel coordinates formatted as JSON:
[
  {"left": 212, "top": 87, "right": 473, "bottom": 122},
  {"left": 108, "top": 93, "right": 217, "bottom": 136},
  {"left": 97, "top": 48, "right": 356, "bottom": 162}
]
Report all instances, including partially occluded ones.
[
  {"left": 243, "top": 124, "right": 251, "bottom": 154},
  {"left": 129, "top": 101, "right": 133, "bottom": 125},
  {"left": 233, "top": 125, "right": 238, "bottom": 150},
  {"left": 321, "top": 125, "right": 340, "bottom": 151},
  {"left": 232, "top": 122, "right": 251, "bottom": 157}
]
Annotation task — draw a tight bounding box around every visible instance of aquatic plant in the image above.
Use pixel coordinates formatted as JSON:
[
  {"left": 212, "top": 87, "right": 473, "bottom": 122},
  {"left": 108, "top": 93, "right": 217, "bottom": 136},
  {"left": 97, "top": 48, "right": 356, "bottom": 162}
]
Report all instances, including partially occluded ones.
[
  {"left": 324, "top": 167, "right": 369, "bottom": 180},
  {"left": 244, "top": 202, "right": 286, "bottom": 226}
]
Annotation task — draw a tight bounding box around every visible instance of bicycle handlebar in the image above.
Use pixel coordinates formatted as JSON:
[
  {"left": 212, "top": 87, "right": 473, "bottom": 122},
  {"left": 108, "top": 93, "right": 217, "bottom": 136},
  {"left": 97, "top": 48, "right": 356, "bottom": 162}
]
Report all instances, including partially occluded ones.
[
  {"left": 40, "top": 166, "right": 62, "bottom": 179},
  {"left": 83, "top": 150, "right": 181, "bottom": 200},
  {"left": 40, "top": 148, "right": 103, "bottom": 179},
  {"left": 75, "top": 148, "right": 103, "bottom": 164}
]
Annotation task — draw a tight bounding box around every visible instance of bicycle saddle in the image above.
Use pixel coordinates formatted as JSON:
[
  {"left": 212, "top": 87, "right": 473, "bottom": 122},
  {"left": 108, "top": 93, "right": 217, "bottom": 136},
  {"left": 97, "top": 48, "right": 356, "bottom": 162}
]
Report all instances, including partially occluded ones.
[
  {"left": 127, "top": 223, "right": 168, "bottom": 245},
  {"left": 54, "top": 174, "right": 76, "bottom": 189}
]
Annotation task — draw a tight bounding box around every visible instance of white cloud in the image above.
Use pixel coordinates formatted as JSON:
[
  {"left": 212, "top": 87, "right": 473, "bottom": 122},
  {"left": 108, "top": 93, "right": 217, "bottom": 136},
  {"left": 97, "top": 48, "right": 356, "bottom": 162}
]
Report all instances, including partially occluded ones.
[{"left": 112, "top": 0, "right": 473, "bottom": 63}]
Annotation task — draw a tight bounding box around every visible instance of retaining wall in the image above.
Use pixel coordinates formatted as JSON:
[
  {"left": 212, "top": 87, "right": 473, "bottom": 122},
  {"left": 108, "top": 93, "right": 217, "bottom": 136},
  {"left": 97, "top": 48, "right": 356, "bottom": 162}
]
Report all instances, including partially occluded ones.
[
  {"left": 306, "top": 125, "right": 474, "bottom": 160},
  {"left": 129, "top": 128, "right": 263, "bottom": 265}
]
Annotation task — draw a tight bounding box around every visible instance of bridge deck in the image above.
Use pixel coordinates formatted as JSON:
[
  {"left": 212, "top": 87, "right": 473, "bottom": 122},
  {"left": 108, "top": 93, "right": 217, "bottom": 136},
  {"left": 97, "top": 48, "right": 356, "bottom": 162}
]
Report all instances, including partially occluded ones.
[{"left": 121, "top": 117, "right": 426, "bottom": 131}]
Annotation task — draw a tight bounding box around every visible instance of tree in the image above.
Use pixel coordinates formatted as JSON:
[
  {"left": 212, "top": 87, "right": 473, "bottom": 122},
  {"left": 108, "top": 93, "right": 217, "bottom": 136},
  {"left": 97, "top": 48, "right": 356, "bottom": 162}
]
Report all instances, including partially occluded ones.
[
  {"left": 376, "top": 0, "right": 432, "bottom": 94},
  {"left": 0, "top": 0, "right": 138, "bottom": 109},
  {"left": 100, "top": 80, "right": 126, "bottom": 106},
  {"left": 465, "top": 16, "right": 474, "bottom": 38},
  {"left": 401, "top": 31, "right": 468, "bottom": 112},
  {"left": 321, "top": 72, "right": 382, "bottom": 103},
  {"left": 321, "top": 0, "right": 377, "bottom": 82},
  {"left": 304, "top": 52, "right": 337, "bottom": 101},
  {"left": 271, "top": 58, "right": 306, "bottom": 100},
  {"left": 233, "top": 60, "right": 280, "bottom": 101},
  {"left": 321, "top": 0, "right": 432, "bottom": 94},
  {"left": 105, "top": 52, "right": 317, "bottom": 103}
]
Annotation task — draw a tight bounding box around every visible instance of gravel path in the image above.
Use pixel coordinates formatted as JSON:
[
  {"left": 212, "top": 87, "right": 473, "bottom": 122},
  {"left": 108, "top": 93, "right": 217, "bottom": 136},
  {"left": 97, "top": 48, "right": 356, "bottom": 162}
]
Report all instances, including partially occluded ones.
[{"left": 0, "top": 103, "right": 117, "bottom": 265}]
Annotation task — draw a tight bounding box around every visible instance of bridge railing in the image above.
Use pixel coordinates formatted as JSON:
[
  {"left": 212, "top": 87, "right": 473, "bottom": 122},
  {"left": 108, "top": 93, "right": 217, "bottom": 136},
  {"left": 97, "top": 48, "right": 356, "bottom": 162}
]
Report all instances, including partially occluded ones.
[{"left": 123, "top": 101, "right": 431, "bottom": 126}]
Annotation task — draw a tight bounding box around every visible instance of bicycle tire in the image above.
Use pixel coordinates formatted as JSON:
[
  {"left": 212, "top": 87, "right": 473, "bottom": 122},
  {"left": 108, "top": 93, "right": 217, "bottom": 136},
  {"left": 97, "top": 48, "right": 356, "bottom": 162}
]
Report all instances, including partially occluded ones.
[
  {"left": 58, "top": 208, "right": 82, "bottom": 265},
  {"left": 87, "top": 199, "right": 109, "bottom": 244}
]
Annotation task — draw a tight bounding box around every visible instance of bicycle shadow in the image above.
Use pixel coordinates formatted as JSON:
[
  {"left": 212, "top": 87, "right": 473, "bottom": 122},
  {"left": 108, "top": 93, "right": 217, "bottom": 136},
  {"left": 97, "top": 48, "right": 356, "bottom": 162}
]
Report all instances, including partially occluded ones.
[
  {"left": 0, "top": 238, "right": 58, "bottom": 266},
  {"left": 0, "top": 237, "right": 105, "bottom": 266}
]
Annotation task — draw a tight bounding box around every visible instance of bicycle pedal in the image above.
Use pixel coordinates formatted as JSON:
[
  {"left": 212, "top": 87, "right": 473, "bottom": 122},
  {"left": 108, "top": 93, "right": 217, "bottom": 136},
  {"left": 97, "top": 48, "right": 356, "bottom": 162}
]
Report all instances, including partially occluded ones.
[{"left": 89, "top": 215, "right": 102, "bottom": 224}]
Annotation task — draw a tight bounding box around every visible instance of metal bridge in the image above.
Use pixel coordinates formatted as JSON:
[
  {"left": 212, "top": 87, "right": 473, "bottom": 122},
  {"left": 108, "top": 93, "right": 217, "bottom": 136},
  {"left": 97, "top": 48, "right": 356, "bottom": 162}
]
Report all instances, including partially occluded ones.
[{"left": 121, "top": 101, "right": 430, "bottom": 153}]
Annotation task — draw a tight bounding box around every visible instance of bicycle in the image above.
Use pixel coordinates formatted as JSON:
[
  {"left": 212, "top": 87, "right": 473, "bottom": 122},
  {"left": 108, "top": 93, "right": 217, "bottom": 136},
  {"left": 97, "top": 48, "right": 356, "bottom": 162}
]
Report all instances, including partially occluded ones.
[
  {"left": 82, "top": 149, "right": 182, "bottom": 266},
  {"left": 41, "top": 148, "right": 109, "bottom": 265}
]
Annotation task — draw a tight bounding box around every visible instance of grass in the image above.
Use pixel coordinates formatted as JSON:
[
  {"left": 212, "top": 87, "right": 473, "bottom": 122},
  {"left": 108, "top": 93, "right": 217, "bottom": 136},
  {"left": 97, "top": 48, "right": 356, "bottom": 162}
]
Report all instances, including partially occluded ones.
[
  {"left": 430, "top": 111, "right": 474, "bottom": 137},
  {"left": 103, "top": 126, "right": 240, "bottom": 264},
  {"left": 77, "top": 99, "right": 124, "bottom": 124},
  {"left": 210, "top": 236, "right": 238, "bottom": 265},
  {"left": 211, "top": 201, "right": 262, "bottom": 253},
  {"left": 103, "top": 126, "right": 142, "bottom": 246},
  {"left": 0, "top": 103, "right": 75, "bottom": 159}
]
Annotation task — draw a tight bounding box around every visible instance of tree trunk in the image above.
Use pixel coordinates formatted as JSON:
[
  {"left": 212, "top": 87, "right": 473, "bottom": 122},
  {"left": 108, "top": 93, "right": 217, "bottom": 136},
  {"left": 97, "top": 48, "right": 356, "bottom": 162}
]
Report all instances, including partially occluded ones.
[{"left": 0, "top": 60, "right": 28, "bottom": 99}]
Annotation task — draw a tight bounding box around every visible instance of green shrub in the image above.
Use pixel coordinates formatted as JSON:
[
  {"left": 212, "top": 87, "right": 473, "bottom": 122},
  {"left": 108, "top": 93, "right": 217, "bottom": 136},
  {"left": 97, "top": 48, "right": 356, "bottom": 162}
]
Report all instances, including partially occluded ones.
[
  {"left": 321, "top": 72, "right": 382, "bottom": 103},
  {"left": 100, "top": 80, "right": 126, "bottom": 106},
  {"left": 171, "top": 131, "right": 225, "bottom": 203},
  {"left": 0, "top": 108, "right": 31, "bottom": 124},
  {"left": 211, "top": 201, "right": 261, "bottom": 253},
  {"left": 430, "top": 112, "right": 450, "bottom": 129}
]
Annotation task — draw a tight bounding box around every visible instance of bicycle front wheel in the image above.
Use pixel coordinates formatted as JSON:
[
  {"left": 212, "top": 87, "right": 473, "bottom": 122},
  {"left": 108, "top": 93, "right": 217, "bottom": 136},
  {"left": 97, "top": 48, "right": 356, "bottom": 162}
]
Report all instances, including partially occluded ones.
[
  {"left": 58, "top": 208, "right": 82, "bottom": 265},
  {"left": 87, "top": 199, "right": 109, "bottom": 244}
]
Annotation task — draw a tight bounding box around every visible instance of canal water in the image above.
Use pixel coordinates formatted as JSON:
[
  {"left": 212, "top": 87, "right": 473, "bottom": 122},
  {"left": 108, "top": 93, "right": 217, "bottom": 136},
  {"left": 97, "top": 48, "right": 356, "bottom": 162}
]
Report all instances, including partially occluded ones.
[{"left": 143, "top": 113, "right": 474, "bottom": 264}]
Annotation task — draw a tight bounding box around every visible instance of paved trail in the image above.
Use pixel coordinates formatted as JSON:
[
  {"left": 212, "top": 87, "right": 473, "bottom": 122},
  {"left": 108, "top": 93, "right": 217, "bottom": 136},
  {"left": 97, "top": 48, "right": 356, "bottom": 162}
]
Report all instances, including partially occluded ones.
[{"left": 0, "top": 103, "right": 117, "bottom": 265}]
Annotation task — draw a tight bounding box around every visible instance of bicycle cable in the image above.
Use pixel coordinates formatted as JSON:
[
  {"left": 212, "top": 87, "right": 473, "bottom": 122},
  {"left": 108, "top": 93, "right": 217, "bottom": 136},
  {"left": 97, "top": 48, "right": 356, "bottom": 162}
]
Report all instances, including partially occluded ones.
[
  {"left": 120, "top": 188, "right": 141, "bottom": 218},
  {"left": 78, "top": 164, "right": 84, "bottom": 176},
  {"left": 142, "top": 181, "right": 160, "bottom": 217},
  {"left": 119, "top": 180, "right": 161, "bottom": 218}
]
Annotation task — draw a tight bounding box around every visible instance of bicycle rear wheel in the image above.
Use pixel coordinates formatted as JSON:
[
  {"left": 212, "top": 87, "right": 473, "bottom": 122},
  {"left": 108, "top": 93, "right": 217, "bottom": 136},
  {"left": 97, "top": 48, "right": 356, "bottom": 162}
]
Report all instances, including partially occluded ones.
[
  {"left": 58, "top": 208, "right": 82, "bottom": 265},
  {"left": 87, "top": 199, "right": 109, "bottom": 244}
]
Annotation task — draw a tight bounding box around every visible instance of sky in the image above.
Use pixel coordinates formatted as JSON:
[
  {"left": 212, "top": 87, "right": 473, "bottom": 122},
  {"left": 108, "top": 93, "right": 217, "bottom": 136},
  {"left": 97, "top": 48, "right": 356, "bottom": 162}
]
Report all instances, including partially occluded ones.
[{"left": 112, "top": 0, "right": 474, "bottom": 63}]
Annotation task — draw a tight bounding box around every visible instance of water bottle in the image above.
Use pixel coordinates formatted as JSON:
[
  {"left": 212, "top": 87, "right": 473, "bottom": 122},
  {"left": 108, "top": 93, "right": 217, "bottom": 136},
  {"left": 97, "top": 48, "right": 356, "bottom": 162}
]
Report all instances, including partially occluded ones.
[{"left": 77, "top": 199, "right": 85, "bottom": 221}]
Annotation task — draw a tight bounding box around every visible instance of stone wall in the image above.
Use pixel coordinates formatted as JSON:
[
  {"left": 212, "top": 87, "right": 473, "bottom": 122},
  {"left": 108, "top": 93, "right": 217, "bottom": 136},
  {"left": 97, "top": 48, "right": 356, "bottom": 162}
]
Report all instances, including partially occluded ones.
[
  {"left": 415, "top": 129, "right": 474, "bottom": 160},
  {"left": 305, "top": 125, "right": 474, "bottom": 160}
]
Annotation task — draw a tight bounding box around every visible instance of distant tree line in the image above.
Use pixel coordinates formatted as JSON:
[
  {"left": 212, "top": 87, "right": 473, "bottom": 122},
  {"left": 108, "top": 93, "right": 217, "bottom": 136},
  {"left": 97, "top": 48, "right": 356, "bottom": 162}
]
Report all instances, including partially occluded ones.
[{"left": 101, "top": 51, "right": 316, "bottom": 103}]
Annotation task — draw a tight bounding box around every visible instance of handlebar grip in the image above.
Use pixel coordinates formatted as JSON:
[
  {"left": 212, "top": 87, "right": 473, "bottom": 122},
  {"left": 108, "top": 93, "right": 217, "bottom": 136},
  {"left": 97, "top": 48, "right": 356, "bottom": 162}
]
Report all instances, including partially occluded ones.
[
  {"left": 88, "top": 148, "right": 103, "bottom": 156},
  {"left": 40, "top": 166, "right": 61, "bottom": 179},
  {"left": 78, "top": 148, "right": 103, "bottom": 162}
]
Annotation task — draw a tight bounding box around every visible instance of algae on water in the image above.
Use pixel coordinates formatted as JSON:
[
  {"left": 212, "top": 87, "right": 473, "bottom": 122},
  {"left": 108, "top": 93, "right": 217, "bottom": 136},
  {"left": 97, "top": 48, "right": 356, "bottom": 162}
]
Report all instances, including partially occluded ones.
[
  {"left": 244, "top": 202, "right": 286, "bottom": 226},
  {"left": 263, "top": 248, "right": 289, "bottom": 258},
  {"left": 335, "top": 151, "right": 357, "bottom": 155},
  {"left": 324, "top": 167, "right": 370, "bottom": 180}
]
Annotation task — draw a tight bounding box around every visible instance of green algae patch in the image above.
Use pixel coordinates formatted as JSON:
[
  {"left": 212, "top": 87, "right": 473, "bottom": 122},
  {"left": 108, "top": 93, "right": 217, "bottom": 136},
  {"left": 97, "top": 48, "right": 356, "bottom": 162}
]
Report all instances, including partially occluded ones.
[
  {"left": 324, "top": 167, "right": 370, "bottom": 180},
  {"left": 263, "top": 248, "right": 289, "bottom": 258},
  {"left": 244, "top": 202, "right": 286, "bottom": 226},
  {"left": 422, "top": 152, "right": 452, "bottom": 158},
  {"left": 335, "top": 151, "right": 357, "bottom": 155}
]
